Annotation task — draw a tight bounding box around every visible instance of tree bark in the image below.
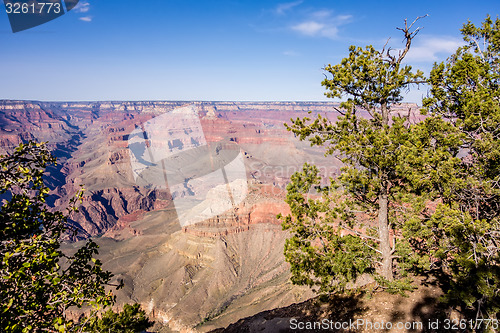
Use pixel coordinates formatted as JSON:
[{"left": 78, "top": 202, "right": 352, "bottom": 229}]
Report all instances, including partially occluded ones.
[
  {"left": 381, "top": 101, "right": 389, "bottom": 126},
  {"left": 378, "top": 101, "right": 393, "bottom": 281},
  {"left": 378, "top": 188, "right": 393, "bottom": 281}
]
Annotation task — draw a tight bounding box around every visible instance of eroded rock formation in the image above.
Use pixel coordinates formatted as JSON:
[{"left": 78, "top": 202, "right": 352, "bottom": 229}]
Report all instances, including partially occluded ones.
[{"left": 0, "top": 99, "right": 420, "bottom": 331}]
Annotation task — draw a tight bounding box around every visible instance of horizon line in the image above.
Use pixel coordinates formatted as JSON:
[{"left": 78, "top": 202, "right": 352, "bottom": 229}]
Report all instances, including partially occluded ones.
[{"left": 0, "top": 99, "right": 421, "bottom": 106}]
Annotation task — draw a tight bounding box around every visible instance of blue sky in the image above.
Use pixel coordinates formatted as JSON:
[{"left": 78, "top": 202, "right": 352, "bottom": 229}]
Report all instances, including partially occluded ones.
[{"left": 0, "top": 0, "right": 498, "bottom": 102}]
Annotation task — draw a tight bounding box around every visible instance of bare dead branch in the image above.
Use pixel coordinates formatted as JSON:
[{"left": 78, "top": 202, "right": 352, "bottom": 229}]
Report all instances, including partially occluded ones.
[
  {"left": 394, "top": 15, "right": 429, "bottom": 64},
  {"left": 381, "top": 37, "right": 391, "bottom": 57},
  {"left": 333, "top": 106, "right": 346, "bottom": 116}
]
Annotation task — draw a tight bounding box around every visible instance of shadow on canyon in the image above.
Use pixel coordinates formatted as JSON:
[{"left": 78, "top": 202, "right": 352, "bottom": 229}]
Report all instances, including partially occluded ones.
[{"left": 210, "top": 284, "right": 453, "bottom": 333}]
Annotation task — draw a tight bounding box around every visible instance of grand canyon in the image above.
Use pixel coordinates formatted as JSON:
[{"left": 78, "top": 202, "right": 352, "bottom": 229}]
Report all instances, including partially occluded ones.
[{"left": 0, "top": 100, "right": 419, "bottom": 332}]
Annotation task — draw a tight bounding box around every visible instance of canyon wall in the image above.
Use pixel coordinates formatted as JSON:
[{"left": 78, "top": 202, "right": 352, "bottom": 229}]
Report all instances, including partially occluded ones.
[{"left": 0, "top": 99, "right": 419, "bottom": 331}]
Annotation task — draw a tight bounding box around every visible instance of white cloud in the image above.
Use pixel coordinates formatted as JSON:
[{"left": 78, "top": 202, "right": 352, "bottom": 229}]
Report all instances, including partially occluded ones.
[
  {"left": 73, "top": 1, "right": 90, "bottom": 13},
  {"left": 275, "top": 1, "right": 303, "bottom": 15},
  {"left": 336, "top": 15, "right": 353, "bottom": 22},
  {"left": 290, "top": 13, "right": 352, "bottom": 39},
  {"left": 320, "top": 27, "right": 340, "bottom": 39},
  {"left": 283, "top": 50, "right": 300, "bottom": 56},
  {"left": 403, "top": 36, "right": 464, "bottom": 62},
  {"left": 79, "top": 16, "right": 92, "bottom": 22},
  {"left": 310, "top": 10, "right": 332, "bottom": 19},
  {"left": 292, "top": 21, "right": 325, "bottom": 35}
]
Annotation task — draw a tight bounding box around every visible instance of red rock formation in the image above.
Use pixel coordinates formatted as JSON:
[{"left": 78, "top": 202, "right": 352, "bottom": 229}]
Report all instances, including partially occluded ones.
[{"left": 0, "top": 99, "right": 420, "bottom": 239}]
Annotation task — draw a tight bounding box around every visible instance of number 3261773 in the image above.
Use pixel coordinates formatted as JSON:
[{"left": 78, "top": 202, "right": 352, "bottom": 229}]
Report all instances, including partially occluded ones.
[{"left": 5, "top": 2, "right": 62, "bottom": 14}]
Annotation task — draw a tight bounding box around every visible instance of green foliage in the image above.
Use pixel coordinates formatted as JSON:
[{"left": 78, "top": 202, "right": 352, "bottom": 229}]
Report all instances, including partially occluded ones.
[
  {"left": 414, "top": 16, "right": 500, "bottom": 319},
  {"left": 282, "top": 18, "right": 426, "bottom": 293},
  {"left": 322, "top": 44, "right": 424, "bottom": 116},
  {"left": 282, "top": 17, "right": 500, "bottom": 322},
  {"left": 85, "top": 303, "right": 154, "bottom": 333},
  {"left": 280, "top": 164, "right": 376, "bottom": 293},
  {"left": 0, "top": 142, "right": 153, "bottom": 332}
]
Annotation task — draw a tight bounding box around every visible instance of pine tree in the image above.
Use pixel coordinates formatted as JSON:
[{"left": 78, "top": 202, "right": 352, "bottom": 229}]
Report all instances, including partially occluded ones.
[
  {"left": 281, "top": 17, "right": 426, "bottom": 293},
  {"left": 406, "top": 15, "right": 500, "bottom": 319}
]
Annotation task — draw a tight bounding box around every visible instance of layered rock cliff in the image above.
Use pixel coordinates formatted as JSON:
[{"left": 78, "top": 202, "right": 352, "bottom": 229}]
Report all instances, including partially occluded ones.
[
  {"left": 0, "top": 99, "right": 420, "bottom": 331},
  {"left": 1, "top": 100, "right": 351, "bottom": 238}
]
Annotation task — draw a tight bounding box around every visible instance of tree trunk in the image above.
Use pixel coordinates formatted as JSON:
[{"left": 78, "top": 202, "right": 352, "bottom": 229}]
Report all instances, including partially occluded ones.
[
  {"left": 377, "top": 101, "right": 393, "bottom": 281},
  {"left": 381, "top": 102, "right": 389, "bottom": 126},
  {"left": 378, "top": 187, "right": 393, "bottom": 281}
]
